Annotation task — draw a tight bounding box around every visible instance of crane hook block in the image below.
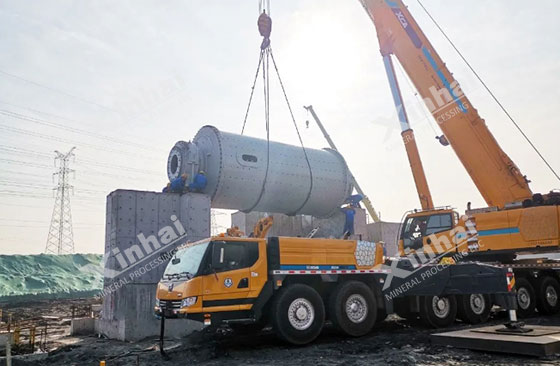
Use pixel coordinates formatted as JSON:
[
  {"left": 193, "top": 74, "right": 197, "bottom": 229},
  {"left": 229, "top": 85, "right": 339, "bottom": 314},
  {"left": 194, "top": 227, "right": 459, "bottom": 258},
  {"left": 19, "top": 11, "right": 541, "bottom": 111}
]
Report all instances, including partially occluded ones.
[
  {"left": 258, "top": 12, "right": 272, "bottom": 47},
  {"left": 258, "top": 12, "right": 272, "bottom": 38}
]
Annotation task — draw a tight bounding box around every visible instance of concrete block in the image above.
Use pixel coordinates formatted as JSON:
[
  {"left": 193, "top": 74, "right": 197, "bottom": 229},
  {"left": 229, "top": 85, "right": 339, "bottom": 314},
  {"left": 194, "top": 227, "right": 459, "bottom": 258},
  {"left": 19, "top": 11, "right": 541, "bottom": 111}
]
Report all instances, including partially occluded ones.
[
  {"left": 103, "top": 190, "right": 210, "bottom": 285},
  {"left": 181, "top": 194, "right": 211, "bottom": 241},
  {"left": 70, "top": 317, "right": 95, "bottom": 335},
  {"left": 366, "top": 221, "right": 400, "bottom": 256},
  {"left": 136, "top": 192, "right": 159, "bottom": 236},
  {"left": 99, "top": 190, "right": 210, "bottom": 341},
  {"left": 98, "top": 283, "right": 202, "bottom": 341}
]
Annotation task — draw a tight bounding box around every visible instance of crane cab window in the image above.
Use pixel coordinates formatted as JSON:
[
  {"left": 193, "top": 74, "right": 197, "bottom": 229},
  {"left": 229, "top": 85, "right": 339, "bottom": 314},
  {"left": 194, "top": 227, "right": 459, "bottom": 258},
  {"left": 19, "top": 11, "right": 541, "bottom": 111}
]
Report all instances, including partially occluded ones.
[
  {"left": 401, "top": 213, "right": 453, "bottom": 250},
  {"left": 425, "top": 214, "right": 453, "bottom": 235},
  {"left": 207, "top": 241, "right": 259, "bottom": 273}
]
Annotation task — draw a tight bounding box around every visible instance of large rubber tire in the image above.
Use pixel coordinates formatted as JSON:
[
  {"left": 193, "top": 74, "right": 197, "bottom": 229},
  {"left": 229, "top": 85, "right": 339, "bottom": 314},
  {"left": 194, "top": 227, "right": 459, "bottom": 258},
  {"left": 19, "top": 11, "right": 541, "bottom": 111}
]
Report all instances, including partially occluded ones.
[
  {"left": 419, "top": 295, "right": 457, "bottom": 328},
  {"left": 515, "top": 277, "right": 536, "bottom": 318},
  {"left": 457, "top": 294, "right": 491, "bottom": 324},
  {"left": 272, "top": 284, "right": 325, "bottom": 345},
  {"left": 329, "top": 281, "right": 377, "bottom": 337},
  {"left": 536, "top": 276, "right": 560, "bottom": 315}
]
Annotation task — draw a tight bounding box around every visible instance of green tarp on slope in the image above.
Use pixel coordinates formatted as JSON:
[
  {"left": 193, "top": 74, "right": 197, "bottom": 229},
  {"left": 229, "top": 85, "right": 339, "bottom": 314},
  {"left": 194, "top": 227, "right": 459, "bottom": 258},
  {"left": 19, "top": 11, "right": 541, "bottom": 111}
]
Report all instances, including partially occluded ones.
[{"left": 0, "top": 254, "right": 103, "bottom": 302}]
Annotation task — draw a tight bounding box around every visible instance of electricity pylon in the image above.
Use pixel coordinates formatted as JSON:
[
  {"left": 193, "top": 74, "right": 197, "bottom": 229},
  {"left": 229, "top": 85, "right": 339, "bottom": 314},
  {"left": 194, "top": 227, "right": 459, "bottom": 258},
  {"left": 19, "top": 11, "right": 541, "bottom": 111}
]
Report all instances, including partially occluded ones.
[
  {"left": 45, "top": 147, "right": 76, "bottom": 255},
  {"left": 211, "top": 209, "right": 226, "bottom": 236}
]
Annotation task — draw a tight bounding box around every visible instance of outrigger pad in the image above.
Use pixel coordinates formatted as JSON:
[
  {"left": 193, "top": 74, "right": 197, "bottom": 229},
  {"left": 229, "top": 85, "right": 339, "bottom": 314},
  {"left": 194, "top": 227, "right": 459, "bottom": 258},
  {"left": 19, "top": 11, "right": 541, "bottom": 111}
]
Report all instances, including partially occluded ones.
[{"left": 431, "top": 324, "right": 560, "bottom": 357}]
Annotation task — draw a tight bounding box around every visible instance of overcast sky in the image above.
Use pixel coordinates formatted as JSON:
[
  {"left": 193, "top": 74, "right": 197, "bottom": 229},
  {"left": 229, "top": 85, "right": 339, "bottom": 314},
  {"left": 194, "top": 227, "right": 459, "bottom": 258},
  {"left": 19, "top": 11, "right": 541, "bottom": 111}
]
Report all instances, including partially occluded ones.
[{"left": 0, "top": 0, "right": 559, "bottom": 255}]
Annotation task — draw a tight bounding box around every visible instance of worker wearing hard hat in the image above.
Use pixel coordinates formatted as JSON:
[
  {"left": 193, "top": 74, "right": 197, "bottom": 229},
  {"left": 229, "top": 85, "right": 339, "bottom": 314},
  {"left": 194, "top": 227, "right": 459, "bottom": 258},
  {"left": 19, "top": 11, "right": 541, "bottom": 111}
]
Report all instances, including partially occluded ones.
[
  {"left": 188, "top": 171, "right": 207, "bottom": 193},
  {"left": 345, "top": 194, "right": 364, "bottom": 208}
]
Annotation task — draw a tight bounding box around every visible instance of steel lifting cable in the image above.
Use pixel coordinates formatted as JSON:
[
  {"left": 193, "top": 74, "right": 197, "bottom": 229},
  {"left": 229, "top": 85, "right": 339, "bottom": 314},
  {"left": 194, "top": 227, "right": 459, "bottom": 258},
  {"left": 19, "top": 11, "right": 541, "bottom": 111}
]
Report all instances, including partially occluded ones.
[
  {"left": 241, "top": 51, "right": 264, "bottom": 135},
  {"left": 416, "top": 0, "right": 560, "bottom": 183},
  {"left": 269, "top": 49, "right": 314, "bottom": 215},
  {"left": 244, "top": 9, "right": 273, "bottom": 212},
  {"left": 246, "top": 47, "right": 272, "bottom": 213},
  {"left": 242, "top": 8, "right": 314, "bottom": 214}
]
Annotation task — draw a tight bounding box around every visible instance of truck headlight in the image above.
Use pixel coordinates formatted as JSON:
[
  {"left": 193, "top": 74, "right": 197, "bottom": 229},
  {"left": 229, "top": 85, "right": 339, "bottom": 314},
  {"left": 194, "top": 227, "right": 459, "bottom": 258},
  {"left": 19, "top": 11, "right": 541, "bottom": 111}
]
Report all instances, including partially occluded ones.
[
  {"left": 154, "top": 298, "right": 161, "bottom": 310},
  {"left": 181, "top": 296, "right": 197, "bottom": 308}
]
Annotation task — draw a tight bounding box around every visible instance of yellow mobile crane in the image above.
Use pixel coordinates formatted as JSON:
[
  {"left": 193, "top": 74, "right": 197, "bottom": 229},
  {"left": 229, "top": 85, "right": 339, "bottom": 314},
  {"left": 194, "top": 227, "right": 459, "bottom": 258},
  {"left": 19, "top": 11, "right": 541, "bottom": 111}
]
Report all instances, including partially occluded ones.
[
  {"left": 154, "top": 3, "right": 534, "bottom": 350},
  {"left": 361, "top": 0, "right": 560, "bottom": 319}
]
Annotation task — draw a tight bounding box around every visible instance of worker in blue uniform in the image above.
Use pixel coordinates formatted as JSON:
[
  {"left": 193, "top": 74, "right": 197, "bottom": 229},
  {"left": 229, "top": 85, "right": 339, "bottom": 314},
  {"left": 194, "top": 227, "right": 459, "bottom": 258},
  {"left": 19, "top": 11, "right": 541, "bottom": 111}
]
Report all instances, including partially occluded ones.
[
  {"left": 345, "top": 194, "right": 363, "bottom": 208},
  {"left": 341, "top": 204, "right": 355, "bottom": 239},
  {"left": 169, "top": 173, "right": 188, "bottom": 193},
  {"left": 188, "top": 171, "right": 207, "bottom": 192}
]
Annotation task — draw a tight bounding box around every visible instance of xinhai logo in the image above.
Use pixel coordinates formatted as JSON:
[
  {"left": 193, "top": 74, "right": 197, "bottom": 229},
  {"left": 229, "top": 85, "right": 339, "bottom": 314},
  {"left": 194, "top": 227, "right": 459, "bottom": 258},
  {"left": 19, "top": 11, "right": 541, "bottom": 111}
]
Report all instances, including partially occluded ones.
[{"left": 103, "top": 215, "right": 187, "bottom": 279}]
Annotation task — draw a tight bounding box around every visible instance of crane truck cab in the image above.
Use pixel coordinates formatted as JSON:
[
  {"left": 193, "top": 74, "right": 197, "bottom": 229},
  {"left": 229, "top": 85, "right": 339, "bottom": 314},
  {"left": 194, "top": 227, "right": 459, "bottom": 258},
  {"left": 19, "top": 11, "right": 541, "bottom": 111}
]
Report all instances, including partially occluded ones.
[
  {"left": 155, "top": 236, "right": 268, "bottom": 325},
  {"left": 398, "top": 205, "right": 560, "bottom": 259}
]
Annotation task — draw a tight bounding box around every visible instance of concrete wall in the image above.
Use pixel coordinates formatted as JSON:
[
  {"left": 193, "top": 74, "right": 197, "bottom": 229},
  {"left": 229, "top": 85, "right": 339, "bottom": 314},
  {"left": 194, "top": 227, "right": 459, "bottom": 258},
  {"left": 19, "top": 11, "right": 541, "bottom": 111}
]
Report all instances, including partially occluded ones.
[
  {"left": 99, "top": 190, "right": 209, "bottom": 341},
  {"left": 366, "top": 221, "right": 401, "bottom": 256},
  {"left": 231, "top": 208, "right": 367, "bottom": 240}
]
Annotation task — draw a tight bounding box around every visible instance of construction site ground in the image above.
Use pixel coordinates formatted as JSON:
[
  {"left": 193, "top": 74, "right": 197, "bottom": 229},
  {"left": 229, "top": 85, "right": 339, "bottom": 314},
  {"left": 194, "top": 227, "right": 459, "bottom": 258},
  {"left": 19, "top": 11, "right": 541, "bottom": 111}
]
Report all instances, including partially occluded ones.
[{"left": 1, "top": 298, "right": 559, "bottom": 366}]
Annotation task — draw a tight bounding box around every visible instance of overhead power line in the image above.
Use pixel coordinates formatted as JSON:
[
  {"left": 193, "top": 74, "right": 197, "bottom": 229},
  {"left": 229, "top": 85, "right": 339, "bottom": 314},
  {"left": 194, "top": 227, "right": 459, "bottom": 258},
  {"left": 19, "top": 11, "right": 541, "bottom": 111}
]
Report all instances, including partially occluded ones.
[
  {"left": 416, "top": 0, "right": 560, "bottom": 183},
  {"left": 0, "top": 69, "right": 125, "bottom": 116},
  {"left": 0, "top": 109, "right": 164, "bottom": 153},
  {"left": 0, "top": 123, "right": 160, "bottom": 161}
]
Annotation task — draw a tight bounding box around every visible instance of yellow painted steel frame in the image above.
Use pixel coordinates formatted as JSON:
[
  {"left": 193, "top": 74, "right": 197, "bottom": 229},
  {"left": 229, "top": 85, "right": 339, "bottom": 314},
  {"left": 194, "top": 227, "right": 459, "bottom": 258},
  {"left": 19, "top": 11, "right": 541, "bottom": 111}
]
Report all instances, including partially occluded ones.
[{"left": 276, "top": 237, "right": 384, "bottom": 270}]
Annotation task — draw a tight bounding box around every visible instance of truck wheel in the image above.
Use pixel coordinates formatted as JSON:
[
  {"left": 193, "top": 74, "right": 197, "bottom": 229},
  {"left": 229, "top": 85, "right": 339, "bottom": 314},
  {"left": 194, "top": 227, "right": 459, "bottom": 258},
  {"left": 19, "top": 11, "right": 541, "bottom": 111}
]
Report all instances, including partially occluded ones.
[
  {"left": 329, "top": 281, "right": 377, "bottom": 337},
  {"left": 515, "top": 277, "right": 536, "bottom": 318},
  {"left": 536, "top": 276, "right": 560, "bottom": 315},
  {"left": 272, "top": 284, "right": 325, "bottom": 345},
  {"left": 419, "top": 295, "right": 457, "bottom": 328},
  {"left": 457, "top": 294, "right": 491, "bottom": 324}
]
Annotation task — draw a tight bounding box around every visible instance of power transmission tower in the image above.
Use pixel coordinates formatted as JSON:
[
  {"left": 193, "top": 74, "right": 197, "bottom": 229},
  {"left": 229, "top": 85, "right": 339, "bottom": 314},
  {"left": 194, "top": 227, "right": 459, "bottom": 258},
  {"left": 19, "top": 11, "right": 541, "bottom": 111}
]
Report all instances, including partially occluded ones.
[
  {"left": 45, "top": 147, "right": 76, "bottom": 255},
  {"left": 211, "top": 209, "right": 226, "bottom": 236}
]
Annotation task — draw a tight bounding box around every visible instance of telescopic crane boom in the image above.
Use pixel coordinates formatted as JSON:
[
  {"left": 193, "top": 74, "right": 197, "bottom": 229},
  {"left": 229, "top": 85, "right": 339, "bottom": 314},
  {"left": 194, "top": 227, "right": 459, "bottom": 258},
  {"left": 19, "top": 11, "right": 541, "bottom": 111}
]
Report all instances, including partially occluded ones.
[{"left": 360, "top": 0, "right": 533, "bottom": 209}]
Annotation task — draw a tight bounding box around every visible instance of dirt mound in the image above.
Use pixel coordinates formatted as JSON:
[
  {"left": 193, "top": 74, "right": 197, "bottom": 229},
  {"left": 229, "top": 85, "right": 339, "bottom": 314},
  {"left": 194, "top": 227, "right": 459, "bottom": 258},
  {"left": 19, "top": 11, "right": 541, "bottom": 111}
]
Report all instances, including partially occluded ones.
[{"left": 0, "top": 254, "right": 103, "bottom": 302}]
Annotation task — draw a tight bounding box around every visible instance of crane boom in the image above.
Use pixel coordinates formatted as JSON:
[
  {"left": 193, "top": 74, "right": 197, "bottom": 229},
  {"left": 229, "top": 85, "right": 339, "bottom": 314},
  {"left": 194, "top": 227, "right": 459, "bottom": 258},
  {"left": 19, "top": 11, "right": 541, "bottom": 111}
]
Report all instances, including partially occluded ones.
[
  {"left": 304, "top": 105, "right": 382, "bottom": 221},
  {"left": 360, "top": 0, "right": 533, "bottom": 208}
]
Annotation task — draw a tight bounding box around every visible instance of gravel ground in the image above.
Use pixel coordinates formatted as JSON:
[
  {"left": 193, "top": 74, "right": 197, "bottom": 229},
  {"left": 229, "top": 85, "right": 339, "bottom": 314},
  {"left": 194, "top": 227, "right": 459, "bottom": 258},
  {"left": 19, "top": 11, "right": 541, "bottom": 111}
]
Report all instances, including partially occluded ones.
[{"left": 3, "top": 298, "right": 560, "bottom": 366}]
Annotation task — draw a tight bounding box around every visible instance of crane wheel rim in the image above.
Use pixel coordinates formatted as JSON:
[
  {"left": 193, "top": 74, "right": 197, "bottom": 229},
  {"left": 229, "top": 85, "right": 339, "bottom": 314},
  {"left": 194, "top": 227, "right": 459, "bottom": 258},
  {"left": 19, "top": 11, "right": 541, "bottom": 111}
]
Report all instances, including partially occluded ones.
[
  {"left": 432, "top": 296, "right": 451, "bottom": 318},
  {"left": 345, "top": 294, "right": 368, "bottom": 324},
  {"left": 517, "top": 288, "right": 531, "bottom": 310},
  {"left": 545, "top": 285, "right": 558, "bottom": 307},
  {"left": 469, "top": 294, "right": 486, "bottom": 315},
  {"left": 288, "top": 298, "right": 315, "bottom": 330}
]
